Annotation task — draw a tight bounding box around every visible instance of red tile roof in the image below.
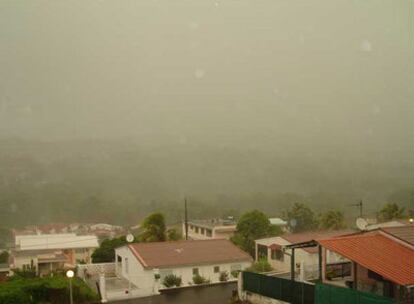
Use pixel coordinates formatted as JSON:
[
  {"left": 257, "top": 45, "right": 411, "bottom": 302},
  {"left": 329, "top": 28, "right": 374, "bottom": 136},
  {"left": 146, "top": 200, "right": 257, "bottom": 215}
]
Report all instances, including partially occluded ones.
[
  {"left": 127, "top": 239, "right": 252, "bottom": 269},
  {"left": 318, "top": 232, "right": 414, "bottom": 286},
  {"left": 281, "top": 230, "right": 354, "bottom": 253}
]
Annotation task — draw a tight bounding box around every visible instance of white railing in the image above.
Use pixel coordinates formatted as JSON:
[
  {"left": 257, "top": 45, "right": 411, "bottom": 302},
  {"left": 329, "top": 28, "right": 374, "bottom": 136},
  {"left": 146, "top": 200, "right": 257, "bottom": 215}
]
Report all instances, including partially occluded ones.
[{"left": 77, "top": 263, "right": 116, "bottom": 280}]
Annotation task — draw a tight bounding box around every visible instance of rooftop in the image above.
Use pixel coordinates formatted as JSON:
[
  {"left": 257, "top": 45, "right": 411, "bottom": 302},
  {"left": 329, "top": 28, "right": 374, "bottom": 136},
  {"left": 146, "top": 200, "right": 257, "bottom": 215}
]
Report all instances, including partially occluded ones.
[
  {"left": 126, "top": 239, "right": 252, "bottom": 269},
  {"left": 16, "top": 234, "right": 99, "bottom": 251},
  {"left": 256, "top": 230, "right": 354, "bottom": 253},
  {"left": 380, "top": 225, "right": 414, "bottom": 246},
  {"left": 188, "top": 219, "right": 237, "bottom": 229},
  {"left": 318, "top": 232, "right": 414, "bottom": 286}
]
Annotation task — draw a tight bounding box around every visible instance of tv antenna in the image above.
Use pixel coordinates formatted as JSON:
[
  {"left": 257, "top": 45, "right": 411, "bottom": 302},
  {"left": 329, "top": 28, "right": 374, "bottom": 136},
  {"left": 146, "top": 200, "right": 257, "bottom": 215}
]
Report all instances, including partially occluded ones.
[{"left": 350, "top": 200, "right": 363, "bottom": 217}]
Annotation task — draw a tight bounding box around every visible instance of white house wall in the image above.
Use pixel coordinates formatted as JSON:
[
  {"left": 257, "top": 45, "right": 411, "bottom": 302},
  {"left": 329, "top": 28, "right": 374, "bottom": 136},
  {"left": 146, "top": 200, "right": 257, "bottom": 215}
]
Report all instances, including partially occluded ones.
[{"left": 115, "top": 246, "right": 251, "bottom": 290}]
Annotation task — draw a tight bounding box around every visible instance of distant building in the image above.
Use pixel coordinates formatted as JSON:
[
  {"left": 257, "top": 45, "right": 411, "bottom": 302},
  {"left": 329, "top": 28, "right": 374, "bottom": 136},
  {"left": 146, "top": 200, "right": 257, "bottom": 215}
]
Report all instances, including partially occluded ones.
[
  {"left": 11, "top": 233, "right": 98, "bottom": 276},
  {"left": 269, "top": 218, "right": 288, "bottom": 230},
  {"left": 183, "top": 218, "right": 237, "bottom": 240},
  {"left": 115, "top": 239, "right": 252, "bottom": 294},
  {"left": 12, "top": 223, "right": 125, "bottom": 242},
  {"left": 255, "top": 230, "right": 353, "bottom": 280}
]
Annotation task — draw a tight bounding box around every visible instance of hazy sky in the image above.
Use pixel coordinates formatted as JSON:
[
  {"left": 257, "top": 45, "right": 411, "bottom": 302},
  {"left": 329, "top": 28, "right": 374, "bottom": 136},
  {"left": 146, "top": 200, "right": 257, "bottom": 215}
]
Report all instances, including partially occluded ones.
[{"left": 1, "top": 0, "right": 414, "bottom": 157}]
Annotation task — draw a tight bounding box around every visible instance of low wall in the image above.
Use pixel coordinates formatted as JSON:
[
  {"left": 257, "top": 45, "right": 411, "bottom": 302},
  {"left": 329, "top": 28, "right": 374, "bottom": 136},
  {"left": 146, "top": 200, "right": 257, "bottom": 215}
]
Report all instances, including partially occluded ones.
[{"left": 108, "top": 281, "right": 237, "bottom": 304}]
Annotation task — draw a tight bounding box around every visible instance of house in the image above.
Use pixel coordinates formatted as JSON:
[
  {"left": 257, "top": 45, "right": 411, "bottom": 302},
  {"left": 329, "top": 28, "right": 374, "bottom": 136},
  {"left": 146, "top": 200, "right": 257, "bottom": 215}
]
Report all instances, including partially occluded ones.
[
  {"left": 183, "top": 218, "right": 237, "bottom": 240},
  {"left": 11, "top": 233, "right": 99, "bottom": 276},
  {"left": 255, "top": 230, "right": 353, "bottom": 280},
  {"left": 318, "top": 229, "right": 414, "bottom": 302},
  {"left": 269, "top": 218, "right": 288, "bottom": 229},
  {"left": 115, "top": 239, "right": 252, "bottom": 293},
  {"left": 13, "top": 223, "right": 125, "bottom": 242}
]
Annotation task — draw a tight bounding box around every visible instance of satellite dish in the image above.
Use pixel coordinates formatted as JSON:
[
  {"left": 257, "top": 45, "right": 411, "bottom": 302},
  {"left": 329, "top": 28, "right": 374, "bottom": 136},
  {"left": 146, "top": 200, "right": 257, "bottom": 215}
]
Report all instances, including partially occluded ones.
[
  {"left": 356, "top": 218, "right": 368, "bottom": 231},
  {"left": 126, "top": 234, "right": 134, "bottom": 243}
]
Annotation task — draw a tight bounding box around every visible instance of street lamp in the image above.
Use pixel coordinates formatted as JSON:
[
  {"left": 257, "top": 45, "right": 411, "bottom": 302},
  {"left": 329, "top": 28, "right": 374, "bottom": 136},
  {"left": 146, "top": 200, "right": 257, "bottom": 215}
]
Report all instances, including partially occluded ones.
[{"left": 66, "top": 270, "right": 74, "bottom": 304}]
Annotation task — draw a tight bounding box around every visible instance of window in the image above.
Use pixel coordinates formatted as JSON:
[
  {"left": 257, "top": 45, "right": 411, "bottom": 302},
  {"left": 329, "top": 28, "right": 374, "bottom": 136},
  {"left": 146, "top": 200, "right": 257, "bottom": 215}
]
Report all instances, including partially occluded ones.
[
  {"left": 192, "top": 268, "right": 199, "bottom": 275},
  {"left": 368, "top": 270, "right": 383, "bottom": 281},
  {"left": 117, "top": 256, "right": 122, "bottom": 263},
  {"left": 200, "top": 228, "right": 205, "bottom": 235},
  {"left": 195, "top": 227, "right": 199, "bottom": 233},
  {"left": 214, "top": 266, "right": 220, "bottom": 273},
  {"left": 257, "top": 244, "right": 268, "bottom": 259},
  {"left": 271, "top": 249, "right": 284, "bottom": 261},
  {"left": 206, "top": 229, "right": 212, "bottom": 237}
]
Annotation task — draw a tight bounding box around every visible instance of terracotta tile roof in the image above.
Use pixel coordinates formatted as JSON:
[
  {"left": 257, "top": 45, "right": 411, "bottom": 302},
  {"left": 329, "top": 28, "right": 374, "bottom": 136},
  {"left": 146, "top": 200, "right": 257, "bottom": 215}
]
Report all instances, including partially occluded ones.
[
  {"left": 318, "top": 232, "right": 414, "bottom": 286},
  {"left": 127, "top": 239, "right": 252, "bottom": 269},
  {"left": 281, "top": 230, "right": 354, "bottom": 253},
  {"left": 380, "top": 225, "right": 414, "bottom": 246}
]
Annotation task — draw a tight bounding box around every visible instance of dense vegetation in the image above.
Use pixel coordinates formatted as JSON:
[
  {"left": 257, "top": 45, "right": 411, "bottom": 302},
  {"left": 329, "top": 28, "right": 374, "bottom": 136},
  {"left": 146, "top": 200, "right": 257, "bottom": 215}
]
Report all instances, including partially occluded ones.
[
  {"left": 91, "top": 213, "right": 181, "bottom": 263},
  {"left": 0, "top": 276, "right": 99, "bottom": 304},
  {"left": 0, "top": 140, "right": 413, "bottom": 231}
]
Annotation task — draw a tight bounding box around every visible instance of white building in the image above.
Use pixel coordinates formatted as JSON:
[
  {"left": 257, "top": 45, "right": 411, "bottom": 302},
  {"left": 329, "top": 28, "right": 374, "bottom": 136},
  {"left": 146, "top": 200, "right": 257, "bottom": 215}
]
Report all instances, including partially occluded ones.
[
  {"left": 115, "top": 239, "right": 252, "bottom": 294},
  {"left": 255, "top": 230, "right": 352, "bottom": 280},
  {"left": 183, "top": 219, "right": 237, "bottom": 240},
  {"left": 11, "top": 233, "right": 99, "bottom": 276}
]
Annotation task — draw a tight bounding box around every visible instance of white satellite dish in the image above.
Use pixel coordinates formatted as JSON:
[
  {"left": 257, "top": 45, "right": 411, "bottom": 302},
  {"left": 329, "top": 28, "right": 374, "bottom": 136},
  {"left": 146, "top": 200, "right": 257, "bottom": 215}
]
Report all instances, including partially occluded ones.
[
  {"left": 356, "top": 218, "right": 368, "bottom": 231},
  {"left": 126, "top": 234, "right": 134, "bottom": 243}
]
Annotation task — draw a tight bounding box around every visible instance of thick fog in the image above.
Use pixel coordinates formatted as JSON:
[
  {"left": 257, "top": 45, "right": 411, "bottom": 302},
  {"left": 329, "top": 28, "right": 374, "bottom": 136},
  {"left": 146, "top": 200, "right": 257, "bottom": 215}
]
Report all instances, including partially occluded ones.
[{"left": 0, "top": 1, "right": 413, "bottom": 226}]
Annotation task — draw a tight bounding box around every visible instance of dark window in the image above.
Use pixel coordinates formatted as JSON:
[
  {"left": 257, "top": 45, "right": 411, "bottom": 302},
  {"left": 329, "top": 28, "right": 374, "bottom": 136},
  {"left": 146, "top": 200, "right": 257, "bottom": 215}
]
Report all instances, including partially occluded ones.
[
  {"left": 200, "top": 228, "right": 205, "bottom": 234},
  {"left": 195, "top": 227, "right": 199, "bottom": 233},
  {"left": 214, "top": 266, "right": 220, "bottom": 273},
  {"left": 257, "top": 244, "right": 268, "bottom": 260},
  {"left": 368, "top": 270, "right": 383, "bottom": 281},
  {"left": 271, "top": 249, "right": 284, "bottom": 261},
  {"left": 206, "top": 229, "right": 212, "bottom": 237},
  {"left": 193, "top": 268, "right": 199, "bottom": 275}
]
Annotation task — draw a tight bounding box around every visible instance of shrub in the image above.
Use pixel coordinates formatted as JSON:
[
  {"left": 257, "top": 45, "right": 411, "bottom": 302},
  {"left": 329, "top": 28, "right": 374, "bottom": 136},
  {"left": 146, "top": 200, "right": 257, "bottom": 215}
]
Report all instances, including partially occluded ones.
[
  {"left": 162, "top": 274, "right": 182, "bottom": 288},
  {"left": 246, "top": 259, "right": 273, "bottom": 273},
  {"left": 192, "top": 274, "right": 210, "bottom": 285},
  {"left": 231, "top": 270, "right": 241, "bottom": 278},
  {"left": 219, "top": 271, "right": 229, "bottom": 282},
  {"left": 0, "top": 276, "right": 99, "bottom": 304}
]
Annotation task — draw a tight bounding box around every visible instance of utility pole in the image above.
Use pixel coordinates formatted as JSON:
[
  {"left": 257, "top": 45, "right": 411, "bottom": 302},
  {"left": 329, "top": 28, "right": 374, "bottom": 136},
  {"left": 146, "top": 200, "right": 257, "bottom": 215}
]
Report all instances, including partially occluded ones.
[{"left": 184, "top": 198, "right": 188, "bottom": 240}]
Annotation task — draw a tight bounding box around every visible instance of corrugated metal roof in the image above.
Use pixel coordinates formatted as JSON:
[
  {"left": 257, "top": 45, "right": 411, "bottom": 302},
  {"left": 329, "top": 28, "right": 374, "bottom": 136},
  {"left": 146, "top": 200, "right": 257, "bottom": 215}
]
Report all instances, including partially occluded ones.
[
  {"left": 381, "top": 225, "right": 414, "bottom": 246},
  {"left": 282, "top": 230, "right": 354, "bottom": 253},
  {"left": 318, "top": 233, "right": 414, "bottom": 286},
  {"left": 127, "top": 239, "right": 252, "bottom": 269}
]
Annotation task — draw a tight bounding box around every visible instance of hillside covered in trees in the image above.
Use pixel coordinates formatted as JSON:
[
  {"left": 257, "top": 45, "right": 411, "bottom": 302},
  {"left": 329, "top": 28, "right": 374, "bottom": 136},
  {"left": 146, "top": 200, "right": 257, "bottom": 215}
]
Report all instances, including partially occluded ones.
[{"left": 0, "top": 139, "right": 413, "bottom": 229}]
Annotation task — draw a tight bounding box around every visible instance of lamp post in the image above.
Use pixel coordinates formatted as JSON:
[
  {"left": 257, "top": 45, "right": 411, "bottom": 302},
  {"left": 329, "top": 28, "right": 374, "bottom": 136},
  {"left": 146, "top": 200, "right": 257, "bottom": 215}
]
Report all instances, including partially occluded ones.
[{"left": 66, "top": 270, "right": 74, "bottom": 304}]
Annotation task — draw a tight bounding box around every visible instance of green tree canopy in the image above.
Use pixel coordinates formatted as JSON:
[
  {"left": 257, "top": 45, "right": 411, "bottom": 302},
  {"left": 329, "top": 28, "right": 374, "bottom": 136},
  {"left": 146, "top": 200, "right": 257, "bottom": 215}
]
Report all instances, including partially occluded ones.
[
  {"left": 378, "top": 203, "right": 406, "bottom": 221},
  {"left": 286, "top": 203, "right": 317, "bottom": 233},
  {"left": 167, "top": 228, "right": 181, "bottom": 241},
  {"left": 140, "top": 212, "right": 167, "bottom": 242},
  {"left": 91, "top": 236, "right": 128, "bottom": 263},
  {"left": 231, "top": 210, "right": 281, "bottom": 257},
  {"left": 319, "top": 210, "right": 346, "bottom": 230}
]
